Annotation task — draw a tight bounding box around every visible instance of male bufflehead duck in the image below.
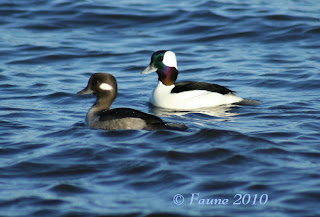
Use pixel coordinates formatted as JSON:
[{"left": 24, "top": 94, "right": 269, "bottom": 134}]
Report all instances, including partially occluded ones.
[
  {"left": 141, "top": 50, "right": 243, "bottom": 110},
  {"left": 78, "top": 73, "right": 169, "bottom": 130}
]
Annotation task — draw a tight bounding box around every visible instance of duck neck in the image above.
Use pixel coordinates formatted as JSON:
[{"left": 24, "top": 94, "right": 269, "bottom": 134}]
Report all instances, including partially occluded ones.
[
  {"left": 91, "top": 93, "right": 116, "bottom": 113},
  {"left": 157, "top": 66, "right": 178, "bottom": 86}
]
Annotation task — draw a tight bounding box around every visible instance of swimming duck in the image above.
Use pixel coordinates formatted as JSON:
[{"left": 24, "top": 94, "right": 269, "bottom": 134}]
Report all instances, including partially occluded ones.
[
  {"left": 141, "top": 50, "right": 243, "bottom": 110},
  {"left": 78, "top": 73, "right": 169, "bottom": 130}
]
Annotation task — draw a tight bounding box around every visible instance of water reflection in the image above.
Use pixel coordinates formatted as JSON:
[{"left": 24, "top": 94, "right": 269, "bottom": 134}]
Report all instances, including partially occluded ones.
[{"left": 149, "top": 104, "right": 240, "bottom": 119}]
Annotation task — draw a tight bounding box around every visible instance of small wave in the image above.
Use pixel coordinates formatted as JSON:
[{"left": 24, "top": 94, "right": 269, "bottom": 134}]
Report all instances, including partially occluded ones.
[{"left": 49, "top": 183, "right": 92, "bottom": 194}]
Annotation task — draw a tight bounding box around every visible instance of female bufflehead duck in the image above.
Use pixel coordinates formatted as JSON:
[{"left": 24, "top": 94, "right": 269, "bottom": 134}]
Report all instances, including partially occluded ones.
[
  {"left": 78, "top": 73, "right": 169, "bottom": 130},
  {"left": 141, "top": 50, "right": 243, "bottom": 110}
]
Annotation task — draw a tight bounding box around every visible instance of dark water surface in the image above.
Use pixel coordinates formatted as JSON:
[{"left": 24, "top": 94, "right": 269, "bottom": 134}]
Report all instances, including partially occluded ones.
[{"left": 1, "top": 0, "right": 320, "bottom": 216}]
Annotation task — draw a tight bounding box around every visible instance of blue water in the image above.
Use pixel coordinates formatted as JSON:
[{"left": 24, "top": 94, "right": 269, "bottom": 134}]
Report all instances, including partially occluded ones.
[{"left": 1, "top": 0, "right": 320, "bottom": 216}]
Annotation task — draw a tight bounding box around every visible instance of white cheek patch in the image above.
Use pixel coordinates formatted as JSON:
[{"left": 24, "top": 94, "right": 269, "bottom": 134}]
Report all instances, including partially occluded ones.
[
  {"left": 163, "top": 51, "right": 178, "bottom": 69},
  {"left": 99, "top": 83, "right": 113, "bottom": 91}
]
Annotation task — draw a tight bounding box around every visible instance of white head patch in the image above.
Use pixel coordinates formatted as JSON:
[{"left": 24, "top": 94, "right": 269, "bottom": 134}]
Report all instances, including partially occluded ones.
[
  {"left": 163, "top": 51, "right": 178, "bottom": 69},
  {"left": 99, "top": 83, "right": 113, "bottom": 91}
]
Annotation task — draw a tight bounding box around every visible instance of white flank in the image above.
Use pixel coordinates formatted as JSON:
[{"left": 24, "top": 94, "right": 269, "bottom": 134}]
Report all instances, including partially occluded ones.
[
  {"left": 99, "top": 83, "right": 113, "bottom": 91},
  {"left": 149, "top": 81, "right": 243, "bottom": 110},
  {"left": 163, "top": 51, "right": 178, "bottom": 69}
]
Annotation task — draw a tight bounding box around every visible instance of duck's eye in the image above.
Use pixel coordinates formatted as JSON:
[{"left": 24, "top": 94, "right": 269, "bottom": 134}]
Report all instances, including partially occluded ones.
[
  {"left": 93, "top": 80, "right": 99, "bottom": 85},
  {"left": 158, "top": 56, "right": 163, "bottom": 61}
]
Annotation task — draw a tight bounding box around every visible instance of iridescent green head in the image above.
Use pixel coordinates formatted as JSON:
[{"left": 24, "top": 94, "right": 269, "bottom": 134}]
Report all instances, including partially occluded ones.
[{"left": 141, "top": 50, "right": 178, "bottom": 86}]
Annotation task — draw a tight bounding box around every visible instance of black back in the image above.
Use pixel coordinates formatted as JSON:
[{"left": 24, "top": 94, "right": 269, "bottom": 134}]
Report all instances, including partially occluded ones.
[
  {"left": 171, "top": 81, "right": 234, "bottom": 95},
  {"left": 98, "top": 108, "right": 166, "bottom": 130}
]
